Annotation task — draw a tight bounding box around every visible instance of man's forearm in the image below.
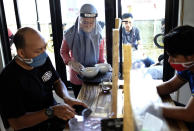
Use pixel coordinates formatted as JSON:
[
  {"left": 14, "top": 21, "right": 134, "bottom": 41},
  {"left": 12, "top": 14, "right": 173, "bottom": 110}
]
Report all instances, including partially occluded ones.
[
  {"left": 162, "top": 106, "right": 194, "bottom": 122},
  {"left": 156, "top": 82, "right": 173, "bottom": 96},
  {"left": 54, "top": 79, "right": 71, "bottom": 101},
  {"left": 8, "top": 109, "right": 48, "bottom": 130},
  {"left": 156, "top": 76, "right": 185, "bottom": 96}
]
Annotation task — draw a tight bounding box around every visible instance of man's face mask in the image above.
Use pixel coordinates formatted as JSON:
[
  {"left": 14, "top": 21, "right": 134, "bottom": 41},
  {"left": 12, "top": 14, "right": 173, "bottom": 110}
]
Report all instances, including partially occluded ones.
[
  {"left": 170, "top": 61, "right": 194, "bottom": 71},
  {"left": 17, "top": 52, "right": 48, "bottom": 68}
]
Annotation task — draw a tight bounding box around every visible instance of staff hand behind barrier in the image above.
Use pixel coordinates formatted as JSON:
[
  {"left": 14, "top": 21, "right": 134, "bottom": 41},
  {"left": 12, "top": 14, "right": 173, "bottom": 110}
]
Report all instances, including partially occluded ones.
[
  {"left": 68, "top": 60, "right": 84, "bottom": 73},
  {"left": 143, "top": 102, "right": 163, "bottom": 119}
]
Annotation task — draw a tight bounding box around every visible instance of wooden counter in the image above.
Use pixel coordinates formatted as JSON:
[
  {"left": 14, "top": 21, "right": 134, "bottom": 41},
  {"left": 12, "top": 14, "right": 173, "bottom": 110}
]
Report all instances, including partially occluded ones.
[
  {"left": 77, "top": 77, "right": 188, "bottom": 131},
  {"left": 161, "top": 95, "right": 188, "bottom": 131},
  {"left": 77, "top": 83, "right": 112, "bottom": 118}
]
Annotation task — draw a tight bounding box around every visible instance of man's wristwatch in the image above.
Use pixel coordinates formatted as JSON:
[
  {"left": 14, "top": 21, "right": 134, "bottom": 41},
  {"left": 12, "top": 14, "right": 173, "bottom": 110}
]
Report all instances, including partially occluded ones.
[{"left": 45, "top": 107, "right": 54, "bottom": 118}]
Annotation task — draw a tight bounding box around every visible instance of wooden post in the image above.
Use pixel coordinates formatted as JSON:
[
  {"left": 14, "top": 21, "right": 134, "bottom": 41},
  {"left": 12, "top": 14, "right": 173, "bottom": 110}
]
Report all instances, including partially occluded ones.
[
  {"left": 115, "top": 18, "right": 121, "bottom": 29},
  {"left": 111, "top": 28, "right": 119, "bottom": 118},
  {"left": 123, "top": 45, "right": 134, "bottom": 131},
  {"left": 111, "top": 17, "right": 121, "bottom": 118}
]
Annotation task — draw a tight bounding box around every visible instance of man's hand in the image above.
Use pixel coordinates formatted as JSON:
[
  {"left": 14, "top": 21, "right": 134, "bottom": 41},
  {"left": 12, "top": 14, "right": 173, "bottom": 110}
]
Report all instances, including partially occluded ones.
[
  {"left": 52, "top": 104, "right": 76, "bottom": 120},
  {"left": 143, "top": 102, "right": 164, "bottom": 119},
  {"left": 68, "top": 60, "right": 84, "bottom": 73},
  {"left": 63, "top": 97, "right": 88, "bottom": 108}
]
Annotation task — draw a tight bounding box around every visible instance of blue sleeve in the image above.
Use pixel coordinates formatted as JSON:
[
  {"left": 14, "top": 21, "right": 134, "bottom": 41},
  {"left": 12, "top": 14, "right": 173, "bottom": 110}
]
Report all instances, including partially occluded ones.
[
  {"left": 135, "top": 28, "right": 141, "bottom": 41},
  {"left": 178, "top": 70, "right": 194, "bottom": 96},
  {"left": 177, "top": 70, "right": 189, "bottom": 81}
]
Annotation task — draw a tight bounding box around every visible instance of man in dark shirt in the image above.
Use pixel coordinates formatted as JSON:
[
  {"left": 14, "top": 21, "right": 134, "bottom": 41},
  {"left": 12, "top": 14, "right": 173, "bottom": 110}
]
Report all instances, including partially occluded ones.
[
  {"left": 122, "top": 13, "right": 141, "bottom": 50},
  {"left": 0, "top": 27, "right": 87, "bottom": 131}
]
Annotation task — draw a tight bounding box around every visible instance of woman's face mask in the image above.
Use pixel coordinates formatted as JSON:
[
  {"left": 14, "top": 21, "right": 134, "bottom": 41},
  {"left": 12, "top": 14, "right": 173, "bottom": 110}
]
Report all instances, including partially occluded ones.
[
  {"left": 170, "top": 61, "right": 194, "bottom": 71},
  {"left": 17, "top": 52, "right": 48, "bottom": 68}
]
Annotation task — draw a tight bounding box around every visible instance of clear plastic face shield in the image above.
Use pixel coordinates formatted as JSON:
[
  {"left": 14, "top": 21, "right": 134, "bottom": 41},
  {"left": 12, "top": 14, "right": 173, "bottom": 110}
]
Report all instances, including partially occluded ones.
[{"left": 78, "top": 13, "right": 97, "bottom": 33}]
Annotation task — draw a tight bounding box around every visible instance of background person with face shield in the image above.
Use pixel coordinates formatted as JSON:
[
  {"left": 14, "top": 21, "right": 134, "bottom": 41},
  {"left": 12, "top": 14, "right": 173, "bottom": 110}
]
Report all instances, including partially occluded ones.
[{"left": 60, "top": 4, "right": 105, "bottom": 98}]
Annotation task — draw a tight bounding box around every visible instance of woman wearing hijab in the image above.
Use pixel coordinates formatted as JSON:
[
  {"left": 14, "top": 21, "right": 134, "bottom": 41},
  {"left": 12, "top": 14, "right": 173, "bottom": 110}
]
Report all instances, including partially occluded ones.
[{"left": 60, "top": 4, "right": 105, "bottom": 98}]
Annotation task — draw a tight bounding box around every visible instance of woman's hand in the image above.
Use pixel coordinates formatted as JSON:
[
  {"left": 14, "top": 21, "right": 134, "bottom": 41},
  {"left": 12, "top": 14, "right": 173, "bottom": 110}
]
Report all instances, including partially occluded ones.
[{"left": 68, "top": 60, "right": 84, "bottom": 73}]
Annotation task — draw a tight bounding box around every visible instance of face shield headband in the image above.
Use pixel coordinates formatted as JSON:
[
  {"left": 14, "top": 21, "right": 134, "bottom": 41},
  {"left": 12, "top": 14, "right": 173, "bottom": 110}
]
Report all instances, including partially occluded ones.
[{"left": 80, "top": 13, "right": 98, "bottom": 18}]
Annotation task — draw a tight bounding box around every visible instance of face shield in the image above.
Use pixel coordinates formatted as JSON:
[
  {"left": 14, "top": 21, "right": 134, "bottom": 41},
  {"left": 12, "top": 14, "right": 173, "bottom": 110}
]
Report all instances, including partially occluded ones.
[
  {"left": 78, "top": 4, "right": 98, "bottom": 33},
  {"left": 79, "top": 16, "right": 97, "bottom": 33}
]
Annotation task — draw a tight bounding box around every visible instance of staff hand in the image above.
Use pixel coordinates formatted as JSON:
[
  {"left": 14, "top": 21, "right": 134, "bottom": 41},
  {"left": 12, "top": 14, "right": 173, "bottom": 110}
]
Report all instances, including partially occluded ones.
[{"left": 143, "top": 102, "right": 163, "bottom": 119}]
